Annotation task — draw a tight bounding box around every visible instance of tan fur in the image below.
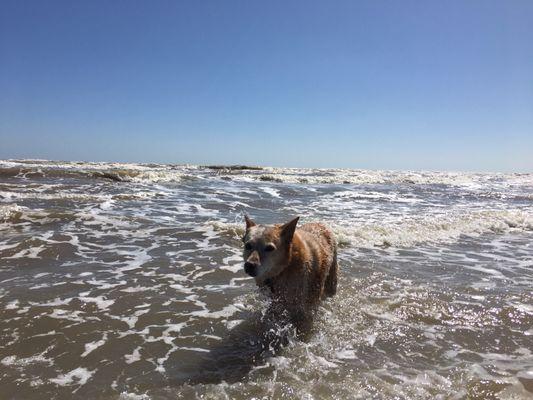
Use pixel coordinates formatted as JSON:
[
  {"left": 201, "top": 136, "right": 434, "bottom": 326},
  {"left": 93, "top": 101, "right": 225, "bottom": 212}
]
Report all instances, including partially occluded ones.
[{"left": 242, "top": 216, "right": 338, "bottom": 330}]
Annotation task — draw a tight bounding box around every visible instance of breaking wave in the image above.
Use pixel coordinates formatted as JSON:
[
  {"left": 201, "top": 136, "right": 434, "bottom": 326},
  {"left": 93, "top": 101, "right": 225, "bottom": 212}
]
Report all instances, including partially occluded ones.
[
  {"left": 3, "top": 159, "right": 532, "bottom": 188},
  {"left": 332, "top": 209, "right": 533, "bottom": 248},
  {"left": 207, "top": 209, "right": 533, "bottom": 249},
  {"left": 0, "top": 204, "right": 25, "bottom": 223},
  {"left": 0, "top": 161, "right": 197, "bottom": 184},
  {"left": 222, "top": 167, "right": 533, "bottom": 188}
]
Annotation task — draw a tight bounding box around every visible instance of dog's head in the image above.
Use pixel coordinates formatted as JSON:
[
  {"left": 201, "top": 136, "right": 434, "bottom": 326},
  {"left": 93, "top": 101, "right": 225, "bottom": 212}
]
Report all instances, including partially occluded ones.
[{"left": 242, "top": 215, "right": 299, "bottom": 282}]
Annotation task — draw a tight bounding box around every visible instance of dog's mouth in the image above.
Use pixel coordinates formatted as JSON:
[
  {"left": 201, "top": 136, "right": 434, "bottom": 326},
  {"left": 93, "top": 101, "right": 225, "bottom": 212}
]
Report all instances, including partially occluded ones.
[{"left": 244, "top": 262, "right": 258, "bottom": 277}]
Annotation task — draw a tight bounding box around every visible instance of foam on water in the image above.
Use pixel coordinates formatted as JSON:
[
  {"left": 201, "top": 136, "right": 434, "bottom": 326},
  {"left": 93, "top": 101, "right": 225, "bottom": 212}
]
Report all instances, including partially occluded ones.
[
  {"left": 81, "top": 333, "right": 108, "bottom": 357},
  {"left": 0, "top": 203, "right": 25, "bottom": 223},
  {"left": 333, "top": 208, "right": 533, "bottom": 248},
  {"left": 206, "top": 208, "right": 533, "bottom": 249},
  {"left": 1, "top": 159, "right": 532, "bottom": 399},
  {"left": 49, "top": 367, "right": 95, "bottom": 387},
  {"left": 2, "top": 159, "right": 532, "bottom": 188}
]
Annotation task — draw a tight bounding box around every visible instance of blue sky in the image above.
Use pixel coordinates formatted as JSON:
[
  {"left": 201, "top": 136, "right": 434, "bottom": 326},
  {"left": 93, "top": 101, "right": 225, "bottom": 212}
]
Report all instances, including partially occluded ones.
[{"left": 1, "top": 1, "right": 532, "bottom": 171}]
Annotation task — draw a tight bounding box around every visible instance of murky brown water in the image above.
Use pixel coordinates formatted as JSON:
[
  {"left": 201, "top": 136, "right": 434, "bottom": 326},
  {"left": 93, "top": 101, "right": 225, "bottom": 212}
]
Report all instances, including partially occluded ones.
[{"left": 1, "top": 160, "right": 532, "bottom": 399}]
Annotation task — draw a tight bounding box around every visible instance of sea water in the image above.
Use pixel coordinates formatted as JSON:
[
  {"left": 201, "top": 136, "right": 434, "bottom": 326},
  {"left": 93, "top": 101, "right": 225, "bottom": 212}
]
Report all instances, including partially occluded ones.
[{"left": 1, "top": 159, "right": 532, "bottom": 399}]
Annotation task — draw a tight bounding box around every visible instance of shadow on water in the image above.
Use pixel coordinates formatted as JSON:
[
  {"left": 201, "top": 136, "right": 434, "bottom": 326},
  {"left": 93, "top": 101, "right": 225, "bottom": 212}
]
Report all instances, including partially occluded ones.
[{"left": 174, "top": 311, "right": 308, "bottom": 386}]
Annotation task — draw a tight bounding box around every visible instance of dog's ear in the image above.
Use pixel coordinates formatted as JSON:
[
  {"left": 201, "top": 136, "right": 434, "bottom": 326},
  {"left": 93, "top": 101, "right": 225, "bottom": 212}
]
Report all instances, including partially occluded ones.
[
  {"left": 244, "top": 215, "right": 256, "bottom": 230},
  {"left": 280, "top": 216, "right": 299, "bottom": 242}
]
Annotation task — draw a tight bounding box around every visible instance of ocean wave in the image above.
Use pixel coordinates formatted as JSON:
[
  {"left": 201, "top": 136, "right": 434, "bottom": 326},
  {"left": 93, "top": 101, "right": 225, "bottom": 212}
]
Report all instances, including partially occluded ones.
[
  {"left": 0, "top": 190, "right": 106, "bottom": 203},
  {"left": 206, "top": 220, "right": 245, "bottom": 239},
  {"left": 205, "top": 209, "right": 533, "bottom": 249},
  {"left": 0, "top": 204, "right": 25, "bottom": 223},
  {"left": 0, "top": 204, "right": 84, "bottom": 225},
  {"left": 223, "top": 167, "right": 533, "bottom": 188},
  {"left": 332, "top": 209, "right": 533, "bottom": 248},
  {"left": 3, "top": 159, "right": 532, "bottom": 188},
  {"left": 0, "top": 161, "right": 197, "bottom": 184},
  {"left": 0, "top": 189, "right": 165, "bottom": 204},
  {"left": 0, "top": 203, "right": 139, "bottom": 228}
]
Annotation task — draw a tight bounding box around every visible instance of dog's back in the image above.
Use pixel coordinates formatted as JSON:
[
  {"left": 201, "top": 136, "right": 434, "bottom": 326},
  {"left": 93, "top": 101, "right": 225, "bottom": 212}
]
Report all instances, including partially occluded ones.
[
  {"left": 266, "top": 222, "right": 338, "bottom": 320},
  {"left": 293, "top": 222, "right": 338, "bottom": 300}
]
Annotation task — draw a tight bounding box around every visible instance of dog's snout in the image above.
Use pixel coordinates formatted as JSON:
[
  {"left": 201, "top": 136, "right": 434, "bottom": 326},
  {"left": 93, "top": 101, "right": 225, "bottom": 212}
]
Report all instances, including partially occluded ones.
[
  {"left": 244, "top": 250, "right": 260, "bottom": 277},
  {"left": 244, "top": 261, "right": 258, "bottom": 277}
]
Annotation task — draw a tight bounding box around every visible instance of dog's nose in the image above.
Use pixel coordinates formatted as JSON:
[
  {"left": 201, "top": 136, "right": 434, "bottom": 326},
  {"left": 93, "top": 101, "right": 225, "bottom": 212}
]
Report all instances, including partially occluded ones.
[{"left": 244, "top": 262, "right": 258, "bottom": 277}]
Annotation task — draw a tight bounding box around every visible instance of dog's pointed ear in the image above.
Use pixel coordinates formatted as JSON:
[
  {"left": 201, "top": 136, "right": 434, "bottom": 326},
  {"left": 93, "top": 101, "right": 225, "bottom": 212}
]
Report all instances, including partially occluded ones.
[
  {"left": 244, "top": 215, "right": 256, "bottom": 230},
  {"left": 280, "top": 216, "right": 299, "bottom": 242}
]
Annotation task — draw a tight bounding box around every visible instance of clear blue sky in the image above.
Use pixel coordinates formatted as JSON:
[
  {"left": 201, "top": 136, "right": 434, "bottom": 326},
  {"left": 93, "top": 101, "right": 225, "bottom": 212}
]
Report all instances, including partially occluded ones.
[{"left": 1, "top": 1, "right": 532, "bottom": 172}]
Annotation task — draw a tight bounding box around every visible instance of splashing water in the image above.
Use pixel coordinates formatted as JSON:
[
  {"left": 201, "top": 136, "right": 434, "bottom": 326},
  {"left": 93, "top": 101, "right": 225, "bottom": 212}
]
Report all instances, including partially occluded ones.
[{"left": 1, "top": 159, "right": 532, "bottom": 399}]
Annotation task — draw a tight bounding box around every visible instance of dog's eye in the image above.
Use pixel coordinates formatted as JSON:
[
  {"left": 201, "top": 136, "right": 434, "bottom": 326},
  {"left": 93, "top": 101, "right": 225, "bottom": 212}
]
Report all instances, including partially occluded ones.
[
  {"left": 244, "top": 242, "right": 253, "bottom": 251},
  {"left": 264, "top": 244, "right": 276, "bottom": 252}
]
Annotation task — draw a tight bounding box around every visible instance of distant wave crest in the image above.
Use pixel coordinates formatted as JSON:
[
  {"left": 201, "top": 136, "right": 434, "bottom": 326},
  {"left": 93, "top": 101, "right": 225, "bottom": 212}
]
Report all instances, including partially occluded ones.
[{"left": 2, "top": 159, "right": 532, "bottom": 187}]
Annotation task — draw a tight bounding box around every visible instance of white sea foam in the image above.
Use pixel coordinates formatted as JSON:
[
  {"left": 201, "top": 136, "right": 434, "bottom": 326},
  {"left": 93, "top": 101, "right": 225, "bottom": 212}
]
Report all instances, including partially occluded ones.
[
  {"left": 0, "top": 190, "right": 112, "bottom": 203},
  {"left": 259, "top": 186, "right": 281, "bottom": 198},
  {"left": 224, "top": 166, "right": 533, "bottom": 188},
  {"left": 5, "top": 299, "right": 19, "bottom": 309},
  {"left": 3, "top": 159, "right": 532, "bottom": 187},
  {"left": 189, "top": 304, "right": 241, "bottom": 319},
  {"left": 119, "top": 309, "right": 150, "bottom": 329},
  {"left": 0, "top": 203, "right": 25, "bottom": 223},
  {"left": 0, "top": 159, "right": 196, "bottom": 183},
  {"left": 47, "top": 309, "right": 86, "bottom": 323},
  {"left": 78, "top": 295, "right": 115, "bottom": 310},
  {"left": 81, "top": 333, "right": 108, "bottom": 357},
  {"left": 335, "top": 349, "right": 357, "bottom": 359},
  {"left": 333, "top": 209, "right": 533, "bottom": 248},
  {"left": 198, "top": 209, "right": 533, "bottom": 249},
  {"left": 1, "top": 354, "right": 52, "bottom": 367},
  {"left": 120, "top": 285, "right": 160, "bottom": 293},
  {"left": 29, "top": 297, "right": 71, "bottom": 307},
  {"left": 119, "top": 392, "right": 151, "bottom": 400},
  {"left": 49, "top": 367, "right": 95, "bottom": 386},
  {"left": 124, "top": 347, "right": 142, "bottom": 364}
]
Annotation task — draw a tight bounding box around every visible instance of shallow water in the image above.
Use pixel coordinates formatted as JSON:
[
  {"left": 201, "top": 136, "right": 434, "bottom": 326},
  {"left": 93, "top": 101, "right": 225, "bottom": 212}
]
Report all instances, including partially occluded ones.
[{"left": 1, "top": 159, "right": 532, "bottom": 399}]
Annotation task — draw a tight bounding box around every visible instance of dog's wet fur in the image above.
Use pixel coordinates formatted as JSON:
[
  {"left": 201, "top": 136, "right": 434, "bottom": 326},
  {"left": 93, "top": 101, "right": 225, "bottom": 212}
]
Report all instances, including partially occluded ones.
[{"left": 242, "top": 215, "right": 338, "bottom": 331}]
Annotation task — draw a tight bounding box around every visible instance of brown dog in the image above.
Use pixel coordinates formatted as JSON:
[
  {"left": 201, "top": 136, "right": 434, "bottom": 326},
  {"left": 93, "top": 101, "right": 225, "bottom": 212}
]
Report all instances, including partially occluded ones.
[{"left": 242, "top": 215, "right": 338, "bottom": 330}]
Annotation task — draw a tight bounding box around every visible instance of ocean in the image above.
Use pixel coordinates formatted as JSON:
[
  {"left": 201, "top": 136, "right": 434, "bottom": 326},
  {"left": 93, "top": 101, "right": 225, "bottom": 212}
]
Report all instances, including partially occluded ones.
[{"left": 1, "top": 159, "right": 532, "bottom": 399}]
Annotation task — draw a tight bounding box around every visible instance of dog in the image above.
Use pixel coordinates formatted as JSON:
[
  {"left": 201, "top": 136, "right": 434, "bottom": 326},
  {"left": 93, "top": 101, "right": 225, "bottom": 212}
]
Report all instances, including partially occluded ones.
[{"left": 242, "top": 215, "right": 338, "bottom": 331}]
